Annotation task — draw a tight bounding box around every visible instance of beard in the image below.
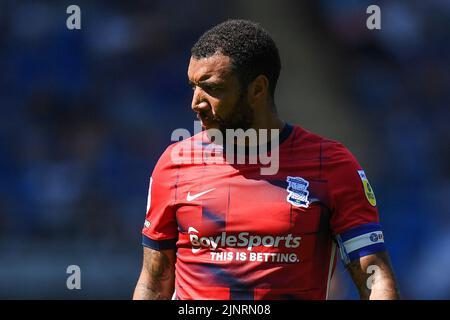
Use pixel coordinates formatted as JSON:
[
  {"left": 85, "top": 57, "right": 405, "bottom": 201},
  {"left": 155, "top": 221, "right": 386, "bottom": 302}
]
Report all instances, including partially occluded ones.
[{"left": 198, "top": 92, "right": 254, "bottom": 139}]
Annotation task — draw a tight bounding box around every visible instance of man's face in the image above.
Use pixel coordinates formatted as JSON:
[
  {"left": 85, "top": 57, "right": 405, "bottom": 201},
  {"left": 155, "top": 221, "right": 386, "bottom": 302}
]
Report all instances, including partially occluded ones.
[{"left": 187, "top": 53, "right": 254, "bottom": 134}]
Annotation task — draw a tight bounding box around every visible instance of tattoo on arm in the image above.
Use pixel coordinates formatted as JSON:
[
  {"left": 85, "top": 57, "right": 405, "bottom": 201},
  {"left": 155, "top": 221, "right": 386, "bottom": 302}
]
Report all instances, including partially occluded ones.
[
  {"left": 146, "top": 249, "right": 171, "bottom": 287},
  {"left": 347, "top": 251, "right": 400, "bottom": 300},
  {"left": 346, "top": 259, "right": 371, "bottom": 299},
  {"left": 133, "top": 248, "right": 175, "bottom": 300}
]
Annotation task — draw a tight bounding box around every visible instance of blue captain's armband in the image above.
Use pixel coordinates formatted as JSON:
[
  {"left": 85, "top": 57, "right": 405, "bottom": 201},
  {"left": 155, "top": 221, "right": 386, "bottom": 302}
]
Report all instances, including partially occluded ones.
[{"left": 335, "top": 223, "right": 386, "bottom": 265}]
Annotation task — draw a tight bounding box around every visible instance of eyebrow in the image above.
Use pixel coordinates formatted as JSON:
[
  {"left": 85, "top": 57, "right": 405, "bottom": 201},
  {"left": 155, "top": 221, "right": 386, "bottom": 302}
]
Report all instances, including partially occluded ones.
[{"left": 188, "top": 80, "right": 223, "bottom": 87}]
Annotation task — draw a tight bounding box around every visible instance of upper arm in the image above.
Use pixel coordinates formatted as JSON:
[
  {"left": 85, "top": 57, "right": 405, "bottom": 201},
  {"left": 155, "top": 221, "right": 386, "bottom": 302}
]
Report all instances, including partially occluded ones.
[
  {"left": 346, "top": 251, "right": 400, "bottom": 300},
  {"left": 142, "top": 152, "right": 178, "bottom": 248},
  {"left": 135, "top": 149, "right": 178, "bottom": 299},
  {"left": 334, "top": 223, "right": 399, "bottom": 299},
  {"left": 324, "top": 143, "right": 399, "bottom": 299}
]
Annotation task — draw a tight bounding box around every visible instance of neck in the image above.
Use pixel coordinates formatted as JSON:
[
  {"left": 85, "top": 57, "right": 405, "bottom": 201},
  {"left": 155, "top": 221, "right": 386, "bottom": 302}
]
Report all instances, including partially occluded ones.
[
  {"left": 251, "top": 104, "right": 285, "bottom": 131},
  {"left": 234, "top": 104, "right": 285, "bottom": 147}
]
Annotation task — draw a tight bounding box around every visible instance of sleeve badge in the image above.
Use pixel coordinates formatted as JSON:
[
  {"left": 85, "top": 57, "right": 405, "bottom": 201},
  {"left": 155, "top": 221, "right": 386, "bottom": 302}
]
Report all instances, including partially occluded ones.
[{"left": 357, "top": 170, "right": 377, "bottom": 206}]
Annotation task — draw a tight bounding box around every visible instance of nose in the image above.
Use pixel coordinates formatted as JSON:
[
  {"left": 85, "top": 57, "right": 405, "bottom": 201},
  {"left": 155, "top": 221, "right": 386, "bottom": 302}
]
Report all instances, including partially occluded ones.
[
  {"left": 191, "top": 87, "right": 210, "bottom": 113},
  {"left": 193, "top": 101, "right": 210, "bottom": 114}
]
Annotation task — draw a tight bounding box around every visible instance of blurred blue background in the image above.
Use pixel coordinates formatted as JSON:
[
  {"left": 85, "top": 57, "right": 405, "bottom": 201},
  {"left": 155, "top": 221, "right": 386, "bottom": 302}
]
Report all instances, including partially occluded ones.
[{"left": 0, "top": 0, "right": 449, "bottom": 299}]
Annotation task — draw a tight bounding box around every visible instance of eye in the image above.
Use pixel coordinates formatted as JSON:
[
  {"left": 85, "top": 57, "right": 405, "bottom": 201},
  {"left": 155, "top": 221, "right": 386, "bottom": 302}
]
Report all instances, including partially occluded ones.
[
  {"left": 204, "top": 84, "right": 221, "bottom": 93},
  {"left": 188, "top": 81, "right": 196, "bottom": 91}
]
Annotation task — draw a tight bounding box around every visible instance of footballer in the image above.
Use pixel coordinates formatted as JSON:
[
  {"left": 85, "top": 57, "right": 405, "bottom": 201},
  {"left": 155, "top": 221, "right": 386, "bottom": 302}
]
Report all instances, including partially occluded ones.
[{"left": 133, "top": 19, "right": 400, "bottom": 300}]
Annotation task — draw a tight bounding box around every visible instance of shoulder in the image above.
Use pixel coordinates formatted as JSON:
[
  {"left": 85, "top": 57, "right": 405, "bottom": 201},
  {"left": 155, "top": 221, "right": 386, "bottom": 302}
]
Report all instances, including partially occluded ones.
[
  {"left": 291, "top": 125, "right": 358, "bottom": 164},
  {"left": 153, "top": 130, "right": 206, "bottom": 173}
]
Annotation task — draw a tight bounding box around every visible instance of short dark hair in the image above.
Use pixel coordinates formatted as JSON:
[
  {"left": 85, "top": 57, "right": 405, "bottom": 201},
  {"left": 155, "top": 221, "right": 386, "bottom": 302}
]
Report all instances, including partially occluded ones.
[{"left": 191, "top": 19, "right": 281, "bottom": 99}]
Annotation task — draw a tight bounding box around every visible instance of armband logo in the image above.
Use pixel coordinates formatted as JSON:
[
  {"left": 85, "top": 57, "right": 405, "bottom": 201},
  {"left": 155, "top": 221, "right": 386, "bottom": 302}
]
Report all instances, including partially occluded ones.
[{"left": 369, "top": 232, "right": 383, "bottom": 242}]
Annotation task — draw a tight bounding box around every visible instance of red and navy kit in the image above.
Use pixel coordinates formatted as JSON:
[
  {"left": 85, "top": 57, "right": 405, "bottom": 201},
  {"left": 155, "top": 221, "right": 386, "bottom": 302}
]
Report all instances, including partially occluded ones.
[{"left": 142, "top": 124, "right": 386, "bottom": 300}]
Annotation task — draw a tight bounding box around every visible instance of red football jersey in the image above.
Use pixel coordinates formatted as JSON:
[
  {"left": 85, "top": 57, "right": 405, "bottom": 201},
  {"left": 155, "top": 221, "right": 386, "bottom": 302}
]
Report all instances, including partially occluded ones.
[{"left": 142, "top": 124, "right": 386, "bottom": 300}]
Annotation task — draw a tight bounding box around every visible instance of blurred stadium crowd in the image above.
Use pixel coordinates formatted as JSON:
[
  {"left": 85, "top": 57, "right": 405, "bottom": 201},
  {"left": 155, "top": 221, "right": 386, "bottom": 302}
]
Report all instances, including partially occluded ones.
[{"left": 0, "top": 0, "right": 449, "bottom": 298}]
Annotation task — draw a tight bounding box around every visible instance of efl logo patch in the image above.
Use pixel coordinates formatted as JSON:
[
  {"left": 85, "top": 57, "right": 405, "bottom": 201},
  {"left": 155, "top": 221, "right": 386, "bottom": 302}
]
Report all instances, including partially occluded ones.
[
  {"left": 286, "top": 176, "right": 310, "bottom": 208},
  {"left": 358, "top": 170, "right": 377, "bottom": 206}
]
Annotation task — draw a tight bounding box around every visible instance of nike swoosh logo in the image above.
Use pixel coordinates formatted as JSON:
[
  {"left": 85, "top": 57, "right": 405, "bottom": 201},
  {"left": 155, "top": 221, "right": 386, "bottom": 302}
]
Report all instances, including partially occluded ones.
[{"left": 187, "top": 188, "right": 216, "bottom": 201}]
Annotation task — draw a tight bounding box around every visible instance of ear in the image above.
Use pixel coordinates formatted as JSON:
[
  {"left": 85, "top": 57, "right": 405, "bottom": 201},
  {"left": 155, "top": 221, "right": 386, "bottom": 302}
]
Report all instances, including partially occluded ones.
[{"left": 247, "top": 75, "right": 269, "bottom": 106}]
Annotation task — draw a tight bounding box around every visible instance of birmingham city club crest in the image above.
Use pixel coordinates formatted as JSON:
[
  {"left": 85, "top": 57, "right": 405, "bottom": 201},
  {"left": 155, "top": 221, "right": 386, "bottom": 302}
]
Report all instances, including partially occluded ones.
[{"left": 286, "top": 176, "right": 310, "bottom": 208}]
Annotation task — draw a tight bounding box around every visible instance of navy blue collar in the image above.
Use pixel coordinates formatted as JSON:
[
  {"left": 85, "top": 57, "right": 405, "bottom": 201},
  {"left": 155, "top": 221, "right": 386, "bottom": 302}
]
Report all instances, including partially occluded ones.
[
  {"left": 279, "top": 122, "right": 293, "bottom": 146},
  {"left": 220, "top": 122, "right": 293, "bottom": 156}
]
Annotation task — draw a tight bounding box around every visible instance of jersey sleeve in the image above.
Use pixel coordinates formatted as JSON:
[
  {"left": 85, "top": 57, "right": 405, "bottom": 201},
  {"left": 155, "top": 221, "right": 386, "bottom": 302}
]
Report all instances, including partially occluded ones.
[
  {"left": 325, "top": 142, "right": 386, "bottom": 264},
  {"left": 142, "top": 145, "right": 178, "bottom": 250}
]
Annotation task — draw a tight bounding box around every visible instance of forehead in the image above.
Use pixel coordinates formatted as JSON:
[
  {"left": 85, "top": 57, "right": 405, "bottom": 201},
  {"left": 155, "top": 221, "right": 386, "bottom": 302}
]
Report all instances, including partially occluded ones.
[{"left": 187, "top": 53, "right": 233, "bottom": 82}]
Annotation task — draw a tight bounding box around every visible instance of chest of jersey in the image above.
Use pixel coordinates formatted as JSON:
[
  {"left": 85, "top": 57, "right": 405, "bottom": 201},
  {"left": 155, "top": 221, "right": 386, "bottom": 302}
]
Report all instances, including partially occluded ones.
[{"left": 173, "top": 161, "right": 330, "bottom": 247}]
